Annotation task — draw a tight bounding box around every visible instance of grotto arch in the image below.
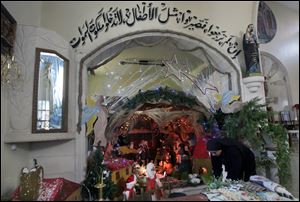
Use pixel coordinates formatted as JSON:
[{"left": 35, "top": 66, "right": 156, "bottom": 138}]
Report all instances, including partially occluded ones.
[
  {"left": 104, "top": 87, "right": 211, "bottom": 143},
  {"left": 77, "top": 30, "right": 243, "bottom": 135}
]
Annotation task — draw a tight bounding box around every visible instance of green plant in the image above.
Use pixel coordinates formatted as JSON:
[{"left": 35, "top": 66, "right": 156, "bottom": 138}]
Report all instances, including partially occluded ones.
[
  {"left": 222, "top": 97, "right": 269, "bottom": 151},
  {"left": 200, "top": 173, "right": 214, "bottom": 185},
  {"left": 255, "top": 155, "right": 275, "bottom": 170},
  {"left": 207, "top": 176, "right": 224, "bottom": 189},
  {"left": 123, "top": 87, "right": 199, "bottom": 110},
  {"left": 81, "top": 145, "right": 104, "bottom": 200},
  {"left": 262, "top": 123, "right": 291, "bottom": 186},
  {"left": 220, "top": 97, "right": 290, "bottom": 187},
  {"left": 81, "top": 145, "right": 116, "bottom": 200}
]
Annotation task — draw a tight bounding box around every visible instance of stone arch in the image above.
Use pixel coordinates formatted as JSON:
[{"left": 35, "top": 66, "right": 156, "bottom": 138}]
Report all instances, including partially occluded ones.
[{"left": 77, "top": 30, "right": 243, "bottom": 132}]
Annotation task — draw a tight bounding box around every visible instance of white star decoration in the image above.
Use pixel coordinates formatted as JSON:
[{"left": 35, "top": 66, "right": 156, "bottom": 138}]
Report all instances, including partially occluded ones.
[
  {"left": 162, "top": 55, "right": 189, "bottom": 81},
  {"left": 162, "top": 54, "right": 218, "bottom": 96}
]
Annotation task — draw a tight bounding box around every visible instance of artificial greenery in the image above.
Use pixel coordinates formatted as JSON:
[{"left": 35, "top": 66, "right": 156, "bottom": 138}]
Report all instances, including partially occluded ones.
[
  {"left": 219, "top": 97, "right": 291, "bottom": 186},
  {"left": 81, "top": 145, "right": 103, "bottom": 200},
  {"left": 81, "top": 145, "right": 118, "bottom": 200},
  {"left": 255, "top": 154, "right": 275, "bottom": 170},
  {"left": 123, "top": 87, "right": 198, "bottom": 110},
  {"left": 222, "top": 97, "right": 269, "bottom": 151},
  {"left": 200, "top": 172, "right": 214, "bottom": 185},
  {"left": 212, "top": 109, "right": 228, "bottom": 130},
  {"left": 262, "top": 123, "right": 291, "bottom": 186},
  {"left": 207, "top": 176, "right": 226, "bottom": 189}
]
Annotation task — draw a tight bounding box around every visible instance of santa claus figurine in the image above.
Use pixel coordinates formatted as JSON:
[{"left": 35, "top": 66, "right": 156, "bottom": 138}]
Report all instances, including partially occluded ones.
[
  {"left": 145, "top": 162, "right": 164, "bottom": 201},
  {"left": 123, "top": 174, "right": 137, "bottom": 201}
]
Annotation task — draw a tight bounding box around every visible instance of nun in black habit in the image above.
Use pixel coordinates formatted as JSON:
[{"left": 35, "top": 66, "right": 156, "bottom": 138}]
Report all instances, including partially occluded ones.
[{"left": 206, "top": 137, "right": 256, "bottom": 181}]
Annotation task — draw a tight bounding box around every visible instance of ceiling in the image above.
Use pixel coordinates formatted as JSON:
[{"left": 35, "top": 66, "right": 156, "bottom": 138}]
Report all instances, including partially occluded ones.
[
  {"left": 275, "top": 1, "right": 299, "bottom": 12},
  {"left": 89, "top": 41, "right": 207, "bottom": 96}
]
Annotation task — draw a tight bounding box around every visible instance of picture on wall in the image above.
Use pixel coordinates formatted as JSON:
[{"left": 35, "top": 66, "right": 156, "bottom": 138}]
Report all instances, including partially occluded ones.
[{"left": 257, "top": 1, "right": 277, "bottom": 44}]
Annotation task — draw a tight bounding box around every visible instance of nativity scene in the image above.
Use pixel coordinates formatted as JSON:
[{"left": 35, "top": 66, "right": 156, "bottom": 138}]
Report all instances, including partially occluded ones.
[
  {"left": 2, "top": 1, "right": 298, "bottom": 201},
  {"left": 77, "top": 49, "right": 296, "bottom": 201}
]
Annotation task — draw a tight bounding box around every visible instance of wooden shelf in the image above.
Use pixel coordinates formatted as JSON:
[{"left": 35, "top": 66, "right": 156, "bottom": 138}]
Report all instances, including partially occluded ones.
[{"left": 4, "top": 132, "right": 75, "bottom": 143}]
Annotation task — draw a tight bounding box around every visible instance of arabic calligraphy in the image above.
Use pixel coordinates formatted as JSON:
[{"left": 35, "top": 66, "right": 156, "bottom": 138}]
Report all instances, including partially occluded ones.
[{"left": 70, "top": 2, "right": 242, "bottom": 60}]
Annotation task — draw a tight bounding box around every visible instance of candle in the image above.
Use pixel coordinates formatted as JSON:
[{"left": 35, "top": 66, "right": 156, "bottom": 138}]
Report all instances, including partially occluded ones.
[
  {"left": 95, "top": 171, "right": 106, "bottom": 201},
  {"left": 202, "top": 167, "right": 208, "bottom": 174}
]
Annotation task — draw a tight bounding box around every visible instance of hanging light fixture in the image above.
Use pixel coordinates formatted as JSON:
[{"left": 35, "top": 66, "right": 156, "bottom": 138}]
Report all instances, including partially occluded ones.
[{"left": 1, "top": 54, "right": 23, "bottom": 89}]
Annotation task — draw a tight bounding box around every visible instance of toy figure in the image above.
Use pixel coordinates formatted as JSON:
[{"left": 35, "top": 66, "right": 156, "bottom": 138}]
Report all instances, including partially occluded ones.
[
  {"left": 145, "top": 163, "right": 164, "bottom": 201},
  {"left": 158, "top": 152, "right": 174, "bottom": 175},
  {"left": 176, "top": 143, "right": 192, "bottom": 173},
  {"left": 112, "top": 143, "right": 122, "bottom": 157},
  {"left": 137, "top": 140, "right": 149, "bottom": 164},
  {"left": 123, "top": 174, "right": 137, "bottom": 201}
]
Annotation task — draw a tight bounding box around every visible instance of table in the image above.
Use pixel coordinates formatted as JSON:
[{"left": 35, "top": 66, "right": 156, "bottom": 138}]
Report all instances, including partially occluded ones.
[
  {"left": 163, "top": 193, "right": 208, "bottom": 201},
  {"left": 170, "top": 184, "right": 207, "bottom": 196}
]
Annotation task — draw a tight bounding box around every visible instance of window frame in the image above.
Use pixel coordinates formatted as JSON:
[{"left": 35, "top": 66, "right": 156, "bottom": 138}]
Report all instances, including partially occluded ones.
[{"left": 32, "top": 48, "right": 69, "bottom": 133}]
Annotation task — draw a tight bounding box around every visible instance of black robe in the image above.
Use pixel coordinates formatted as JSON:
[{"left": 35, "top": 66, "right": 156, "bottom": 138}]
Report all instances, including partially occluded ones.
[
  {"left": 208, "top": 138, "right": 256, "bottom": 181},
  {"left": 243, "top": 34, "right": 260, "bottom": 75}
]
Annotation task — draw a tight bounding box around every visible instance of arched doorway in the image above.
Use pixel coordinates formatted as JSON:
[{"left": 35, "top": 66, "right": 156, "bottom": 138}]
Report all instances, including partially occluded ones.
[
  {"left": 76, "top": 30, "right": 243, "bottom": 181},
  {"left": 78, "top": 30, "right": 242, "bottom": 133},
  {"left": 261, "top": 51, "right": 293, "bottom": 120}
]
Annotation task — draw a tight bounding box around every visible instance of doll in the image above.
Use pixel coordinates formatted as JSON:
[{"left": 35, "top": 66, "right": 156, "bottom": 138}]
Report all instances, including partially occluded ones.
[
  {"left": 123, "top": 175, "right": 137, "bottom": 201},
  {"left": 145, "top": 163, "right": 164, "bottom": 201}
]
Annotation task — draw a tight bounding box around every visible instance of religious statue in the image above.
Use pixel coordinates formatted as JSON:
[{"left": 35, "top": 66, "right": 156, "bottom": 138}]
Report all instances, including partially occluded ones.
[
  {"left": 93, "top": 95, "right": 108, "bottom": 147},
  {"left": 243, "top": 24, "right": 261, "bottom": 76}
]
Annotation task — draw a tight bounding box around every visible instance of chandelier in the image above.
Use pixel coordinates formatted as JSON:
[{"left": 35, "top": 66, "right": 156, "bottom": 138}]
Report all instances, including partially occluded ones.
[{"left": 1, "top": 54, "right": 23, "bottom": 90}]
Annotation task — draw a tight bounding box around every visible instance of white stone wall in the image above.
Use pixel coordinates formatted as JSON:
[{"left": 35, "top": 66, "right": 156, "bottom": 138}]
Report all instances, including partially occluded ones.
[
  {"left": 1, "top": 91, "right": 30, "bottom": 197},
  {"left": 1, "top": 24, "right": 80, "bottom": 196},
  {"left": 260, "top": 2, "right": 299, "bottom": 106}
]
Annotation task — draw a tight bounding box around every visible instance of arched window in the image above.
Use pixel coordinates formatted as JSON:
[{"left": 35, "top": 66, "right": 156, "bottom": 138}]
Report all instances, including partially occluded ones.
[{"left": 261, "top": 52, "right": 293, "bottom": 121}]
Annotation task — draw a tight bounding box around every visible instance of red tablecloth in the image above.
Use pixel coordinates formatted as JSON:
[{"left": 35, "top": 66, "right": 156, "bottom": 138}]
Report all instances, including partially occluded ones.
[{"left": 12, "top": 177, "right": 80, "bottom": 201}]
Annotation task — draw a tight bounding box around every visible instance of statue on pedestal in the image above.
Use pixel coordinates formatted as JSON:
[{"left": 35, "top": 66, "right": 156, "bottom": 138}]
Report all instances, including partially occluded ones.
[{"left": 243, "top": 24, "right": 261, "bottom": 76}]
